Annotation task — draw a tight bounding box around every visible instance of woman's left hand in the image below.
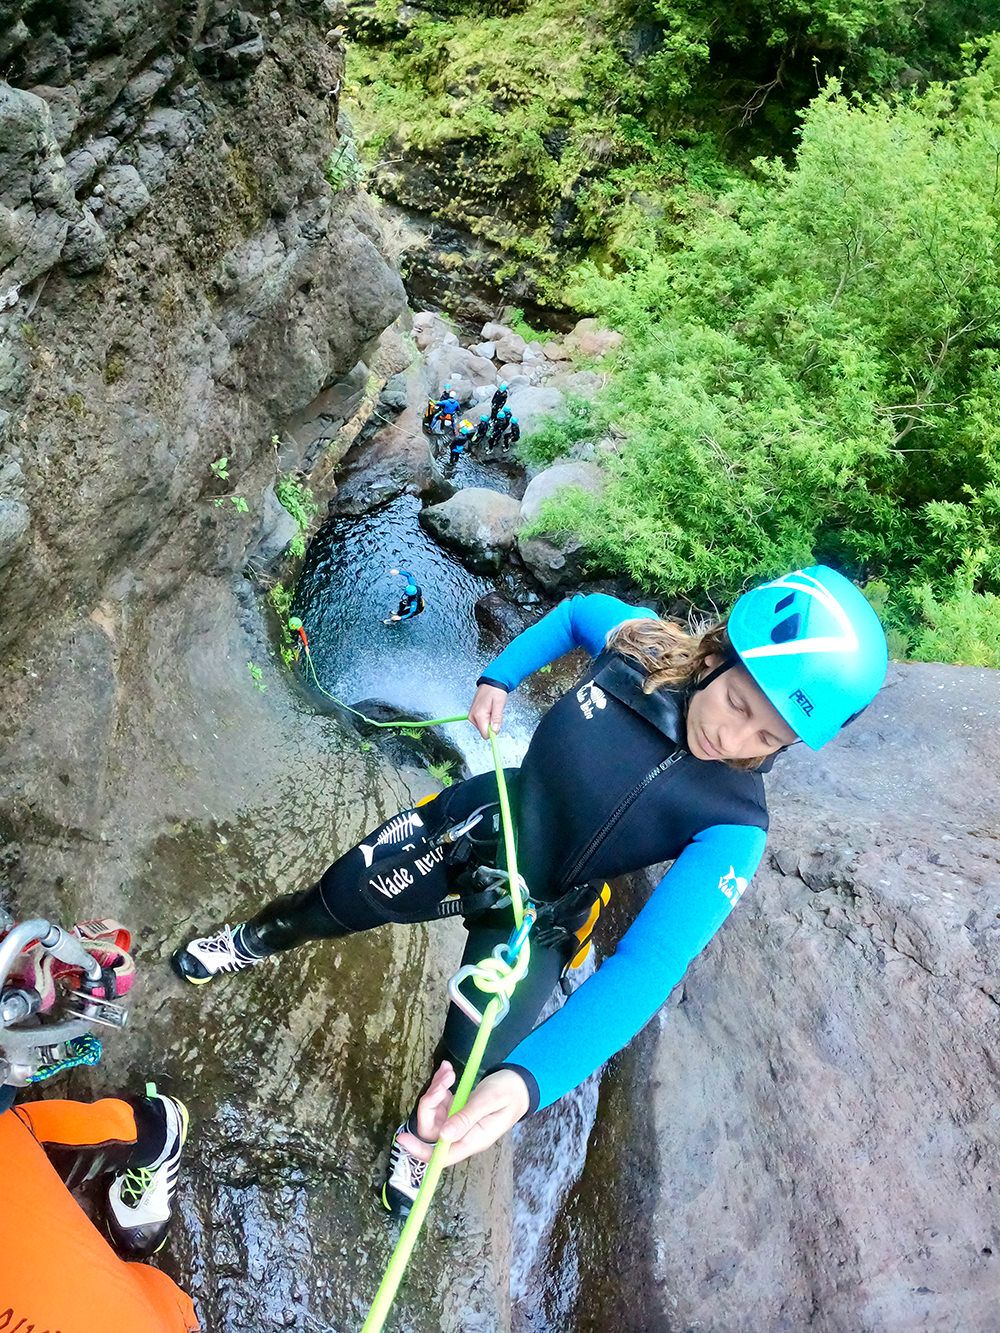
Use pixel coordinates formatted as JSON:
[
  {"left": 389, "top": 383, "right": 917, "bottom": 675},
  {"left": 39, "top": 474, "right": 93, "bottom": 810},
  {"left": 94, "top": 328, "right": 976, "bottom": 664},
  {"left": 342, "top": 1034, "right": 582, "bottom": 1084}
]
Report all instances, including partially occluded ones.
[{"left": 397, "top": 1064, "right": 531, "bottom": 1165}]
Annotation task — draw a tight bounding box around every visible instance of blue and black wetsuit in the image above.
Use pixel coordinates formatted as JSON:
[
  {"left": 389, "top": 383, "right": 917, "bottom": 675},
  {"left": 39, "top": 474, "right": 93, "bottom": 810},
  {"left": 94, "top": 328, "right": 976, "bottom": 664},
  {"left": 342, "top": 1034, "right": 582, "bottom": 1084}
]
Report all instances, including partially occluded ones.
[
  {"left": 242, "top": 595, "right": 768, "bottom": 1112},
  {"left": 394, "top": 570, "right": 424, "bottom": 621}
]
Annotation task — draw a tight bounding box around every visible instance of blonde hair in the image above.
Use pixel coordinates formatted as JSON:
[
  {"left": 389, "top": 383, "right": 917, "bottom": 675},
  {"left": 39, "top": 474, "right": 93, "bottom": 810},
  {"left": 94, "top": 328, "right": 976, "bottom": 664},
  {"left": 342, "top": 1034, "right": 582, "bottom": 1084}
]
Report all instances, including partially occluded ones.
[{"left": 608, "top": 616, "right": 766, "bottom": 771}]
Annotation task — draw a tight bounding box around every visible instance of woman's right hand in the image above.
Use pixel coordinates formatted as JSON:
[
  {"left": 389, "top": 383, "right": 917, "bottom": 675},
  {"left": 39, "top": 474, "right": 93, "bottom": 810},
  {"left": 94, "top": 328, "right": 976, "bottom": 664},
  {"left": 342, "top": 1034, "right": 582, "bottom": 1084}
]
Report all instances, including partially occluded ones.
[{"left": 468, "top": 683, "right": 508, "bottom": 739}]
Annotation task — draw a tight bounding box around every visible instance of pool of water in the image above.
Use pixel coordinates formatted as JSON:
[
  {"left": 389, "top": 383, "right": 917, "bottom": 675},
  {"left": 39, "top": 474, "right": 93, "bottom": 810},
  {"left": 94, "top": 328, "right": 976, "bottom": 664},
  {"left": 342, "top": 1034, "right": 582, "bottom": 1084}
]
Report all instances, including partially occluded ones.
[{"left": 293, "top": 493, "right": 538, "bottom": 771}]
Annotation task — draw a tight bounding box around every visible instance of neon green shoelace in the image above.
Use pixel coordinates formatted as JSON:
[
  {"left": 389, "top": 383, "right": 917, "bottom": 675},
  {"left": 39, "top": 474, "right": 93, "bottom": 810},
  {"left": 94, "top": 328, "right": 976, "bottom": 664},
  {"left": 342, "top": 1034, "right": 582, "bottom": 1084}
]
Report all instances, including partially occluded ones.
[{"left": 120, "top": 1166, "right": 153, "bottom": 1207}]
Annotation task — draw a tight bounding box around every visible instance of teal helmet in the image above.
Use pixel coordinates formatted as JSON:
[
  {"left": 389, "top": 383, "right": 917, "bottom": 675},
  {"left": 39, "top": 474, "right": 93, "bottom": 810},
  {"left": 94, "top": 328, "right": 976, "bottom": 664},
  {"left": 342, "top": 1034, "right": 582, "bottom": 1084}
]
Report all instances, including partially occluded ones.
[
  {"left": 726, "top": 566, "right": 888, "bottom": 750},
  {"left": 405, "top": 582, "right": 417, "bottom": 596}
]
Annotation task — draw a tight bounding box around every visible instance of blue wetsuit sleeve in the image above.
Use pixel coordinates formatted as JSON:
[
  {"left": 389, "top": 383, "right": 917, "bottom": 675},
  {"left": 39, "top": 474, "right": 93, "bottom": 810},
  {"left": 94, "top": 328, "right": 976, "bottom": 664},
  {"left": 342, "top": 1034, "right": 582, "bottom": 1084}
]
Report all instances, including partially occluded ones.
[
  {"left": 495, "top": 822, "right": 768, "bottom": 1111},
  {"left": 478, "top": 595, "right": 658, "bottom": 692}
]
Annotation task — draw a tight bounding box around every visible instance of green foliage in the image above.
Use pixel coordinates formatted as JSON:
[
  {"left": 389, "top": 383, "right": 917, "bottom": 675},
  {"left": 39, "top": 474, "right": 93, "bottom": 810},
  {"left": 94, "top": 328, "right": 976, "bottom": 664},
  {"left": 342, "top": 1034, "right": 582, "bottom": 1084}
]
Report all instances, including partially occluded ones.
[
  {"left": 247, "top": 661, "right": 266, "bottom": 692},
  {"left": 325, "top": 139, "right": 364, "bottom": 194},
  {"left": 276, "top": 476, "right": 318, "bottom": 530},
  {"left": 210, "top": 456, "right": 230, "bottom": 480},
  {"left": 426, "top": 760, "right": 455, "bottom": 787},
  {"left": 268, "top": 581, "right": 293, "bottom": 622},
  {"left": 276, "top": 475, "right": 319, "bottom": 559},
  {"left": 531, "top": 49, "right": 1000, "bottom": 666},
  {"left": 506, "top": 308, "right": 556, "bottom": 344},
  {"left": 518, "top": 396, "right": 598, "bottom": 466},
  {"left": 343, "top": 0, "right": 741, "bottom": 296},
  {"left": 344, "top": 0, "right": 989, "bottom": 298},
  {"left": 890, "top": 554, "right": 1000, "bottom": 668}
]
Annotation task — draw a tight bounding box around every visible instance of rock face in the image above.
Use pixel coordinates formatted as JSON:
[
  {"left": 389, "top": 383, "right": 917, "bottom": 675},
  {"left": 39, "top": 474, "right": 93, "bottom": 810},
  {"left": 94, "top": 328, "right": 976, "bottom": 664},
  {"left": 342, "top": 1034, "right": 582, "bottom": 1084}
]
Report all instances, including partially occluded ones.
[
  {"left": 528, "top": 662, "right": 1000, "bottom": 1332},
  {"left": 420, "top": 488, "right": 522, "bottom": 572},
  {"left": 474, "top": 590, "right": 537, "bottom": 644},
  {"left": 0, "top": 8, "right": 507, "bottom": 1331}
]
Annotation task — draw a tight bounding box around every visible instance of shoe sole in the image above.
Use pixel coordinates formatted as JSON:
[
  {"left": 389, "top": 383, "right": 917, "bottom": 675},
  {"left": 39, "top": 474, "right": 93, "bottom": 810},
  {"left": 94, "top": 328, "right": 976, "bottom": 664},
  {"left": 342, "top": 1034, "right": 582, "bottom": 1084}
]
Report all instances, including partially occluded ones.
[
  {"left": 170, "top": 949, "right": 213, "bottom": 985},
  {"left": 380, "top": 1183, "right": 411, "bottom": 1220}
]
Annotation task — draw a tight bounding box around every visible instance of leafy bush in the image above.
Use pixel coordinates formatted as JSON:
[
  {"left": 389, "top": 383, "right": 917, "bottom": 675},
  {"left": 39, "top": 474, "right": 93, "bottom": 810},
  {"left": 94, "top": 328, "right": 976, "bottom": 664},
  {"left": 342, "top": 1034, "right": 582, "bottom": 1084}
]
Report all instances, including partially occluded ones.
[
  {"left": 531, "top": 45, "right": 1000, "bottom": 662},
  {"left": 276, "top": 475, "right": 319, "bottom": 559}
]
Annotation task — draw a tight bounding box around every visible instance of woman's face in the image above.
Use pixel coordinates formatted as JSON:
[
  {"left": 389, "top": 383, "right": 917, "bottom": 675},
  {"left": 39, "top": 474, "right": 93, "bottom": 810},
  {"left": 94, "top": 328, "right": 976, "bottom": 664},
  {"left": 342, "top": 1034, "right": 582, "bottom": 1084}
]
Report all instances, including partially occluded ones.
[{"left": 686, "top": 655, "right": 799, "bottom": 762}]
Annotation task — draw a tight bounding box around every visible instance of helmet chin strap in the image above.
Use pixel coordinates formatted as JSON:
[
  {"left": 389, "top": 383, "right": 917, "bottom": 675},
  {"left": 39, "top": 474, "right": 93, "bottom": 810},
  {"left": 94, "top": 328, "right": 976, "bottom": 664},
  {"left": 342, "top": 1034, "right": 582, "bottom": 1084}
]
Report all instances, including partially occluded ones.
[
  {"left": 691, "top": 652, "right": 803, "bottom": 760},
  {"left": 692, "top": 653, "right": 737, "bottom": 693}
]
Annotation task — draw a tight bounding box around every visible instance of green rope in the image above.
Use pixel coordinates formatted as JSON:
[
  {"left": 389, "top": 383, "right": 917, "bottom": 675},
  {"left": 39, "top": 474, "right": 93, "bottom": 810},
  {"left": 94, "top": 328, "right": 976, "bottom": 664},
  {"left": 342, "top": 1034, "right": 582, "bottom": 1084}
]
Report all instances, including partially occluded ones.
[
  {"left": 286, "top": 618, "right": 532, "bottom": 1331},
  {"left": 292, "top": 623, "right": 467, "bottom": 731}
]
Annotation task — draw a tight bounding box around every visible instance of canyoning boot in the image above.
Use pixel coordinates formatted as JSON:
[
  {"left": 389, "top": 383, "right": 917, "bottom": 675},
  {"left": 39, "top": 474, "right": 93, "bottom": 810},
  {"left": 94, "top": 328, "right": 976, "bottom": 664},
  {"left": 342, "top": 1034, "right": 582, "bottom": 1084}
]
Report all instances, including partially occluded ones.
[
  {"left": 106, "top": 1084, "right": 189, "bottom": 1258},
  {"left": 171, "top": 922, "right": 268, "bottom": 985},
  {"left": 381, "top": 1124, "right": 430, "bottom": 1220}
]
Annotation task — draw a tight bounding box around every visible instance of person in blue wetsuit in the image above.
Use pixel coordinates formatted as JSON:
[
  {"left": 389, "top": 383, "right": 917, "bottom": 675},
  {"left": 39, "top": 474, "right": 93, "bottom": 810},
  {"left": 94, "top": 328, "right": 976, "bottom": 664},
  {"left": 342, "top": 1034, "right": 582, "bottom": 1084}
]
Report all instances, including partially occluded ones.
[
  {"left": 172, "top": 567, "right": 887, "bottom": 1216},
  {"left": 429, "top": 392, "right": 461, "bottom": 431},
  {"left": 384, "top": 568, "right": 425, "bottom": 623}
]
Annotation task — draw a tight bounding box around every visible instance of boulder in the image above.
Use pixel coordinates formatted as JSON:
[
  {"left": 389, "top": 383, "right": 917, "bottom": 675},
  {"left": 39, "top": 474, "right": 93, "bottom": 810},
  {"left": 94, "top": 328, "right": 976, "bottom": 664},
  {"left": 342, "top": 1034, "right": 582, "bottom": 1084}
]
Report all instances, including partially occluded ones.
[
  {"left": 515, "top": 445, "right": 607, "bottom": 590},
  {"left": 563, "top": 317, "right": 624, "bottom": 360},
  {"left": 481, "top": 321, "right": 511, "bottom": 341},
  {"left": 419, "top": 488, "right": 522, "bottom": 573},
  {"left": 378, "top": 372, "right": 408, "bottom": 412},
  {"left": 413, "top": 312, "right": 459, "bottom": 353},
  {"left": 424, "top": 345, "right": 497, "bottom": 404},
  {"left": 494, "top": 330, "right": 527, "bottom": 362},
  {"left": 474, "top": 591, "right": 537, "bottom": 643},
  {"left": 522, "top": 340, "right": 546, "bottom": 362},
  {"left": 249, "top": 484, "right": 300, "bottom": 566},
  {"left": 471, "top": 340, "right": 496, "bottom": 360},
  {"left": 520, "top": 461, "right": 606, "bottom": 525},
  {"left": 517, "top": 530, "right": 592, "bottom": 589},
  {"left": 542, "top": 340, "right": 569, "bottom": 362},
  {"left": 506, "top": 385, "right": 565, "bottom": 435},
  {"left": 548, "top": 369, "right": 606, "bottom": 397}
]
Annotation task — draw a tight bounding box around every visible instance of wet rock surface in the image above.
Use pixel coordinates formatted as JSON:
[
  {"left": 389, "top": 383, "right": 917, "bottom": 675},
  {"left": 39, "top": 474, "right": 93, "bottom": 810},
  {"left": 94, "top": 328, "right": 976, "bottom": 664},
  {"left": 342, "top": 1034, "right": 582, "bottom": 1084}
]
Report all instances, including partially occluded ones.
[{"left": 0, "top": 6, "right": 506, "bottom": 1330}]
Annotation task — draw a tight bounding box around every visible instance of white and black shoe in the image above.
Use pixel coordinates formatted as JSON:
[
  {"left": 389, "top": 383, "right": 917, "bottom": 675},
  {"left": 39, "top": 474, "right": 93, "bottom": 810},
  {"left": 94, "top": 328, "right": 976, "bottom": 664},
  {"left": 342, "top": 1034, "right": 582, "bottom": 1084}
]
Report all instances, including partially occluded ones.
[
  {"left": 381, "top": 1124, "right": 430, "bottom": 1219},
  {"left": 106, "top": 1084, "right": 189, "bottom": 1258},
  {"left": 171, "top": 922, "right": 265, "bottom": 985}
]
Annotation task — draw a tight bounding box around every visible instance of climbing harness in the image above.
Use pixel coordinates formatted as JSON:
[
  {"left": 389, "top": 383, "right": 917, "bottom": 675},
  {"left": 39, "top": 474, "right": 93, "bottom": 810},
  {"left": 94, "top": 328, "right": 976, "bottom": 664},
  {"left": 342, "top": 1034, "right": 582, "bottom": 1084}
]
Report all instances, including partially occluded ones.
[{"left": 0, "top": 911, "right": 132, "bottom": 1091}]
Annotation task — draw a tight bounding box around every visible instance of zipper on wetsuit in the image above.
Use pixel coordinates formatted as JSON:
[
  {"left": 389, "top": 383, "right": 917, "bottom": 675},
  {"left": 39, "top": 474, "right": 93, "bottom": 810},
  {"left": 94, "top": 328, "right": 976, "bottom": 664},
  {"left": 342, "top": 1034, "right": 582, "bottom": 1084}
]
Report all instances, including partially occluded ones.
[{"left": 558, "top": 750, "right": 685, "bottom": 892}]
